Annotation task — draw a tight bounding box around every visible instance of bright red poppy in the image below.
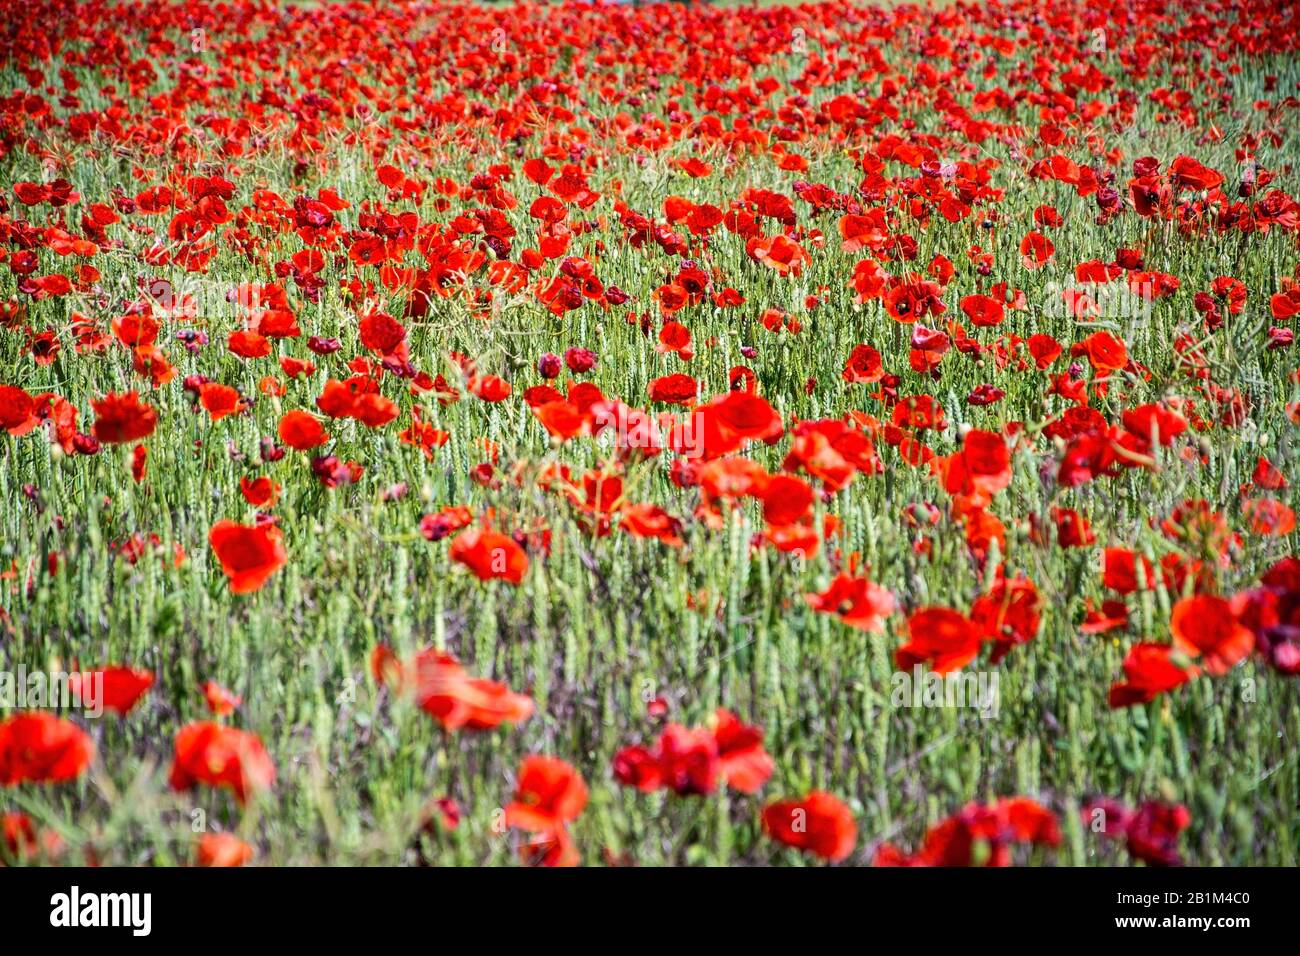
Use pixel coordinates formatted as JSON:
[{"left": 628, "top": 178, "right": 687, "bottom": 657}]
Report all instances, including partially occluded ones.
[
  {"left": 278, "top": 410, "right": 329, "bottom": 450},
  {"left": 91, "top": 391, "right": 157, "bottom": 444},
  {"left": 897, "top": 607, "right": 983, "bottom": 673},
  {"left": 0, "top": 712, "right": 94, "bottom": 785},
  {"left": 168, "top": 721, "right": 276, "bottom": 804},
  {"left": 504, "top": 756, "right": 587, "bottom": 867},
  {"left": 68, "top": 665, "right": 153, "bottom": 716},
  {"left": 762, "top": 791, "right": 857, "bottom": 863},
  {"left": 208, "top": 520, "right": 287, "bottom": 593},
  {"left": 1108, "top": 643, "right": 1196, "bottom": 708},
  {"left": 806, "top": 573, "right": 897, "bottom": 633},
  {"left": 1170, "top": 594, "right": 1253, "bottom": 675},
  {"left": 448, "top": 528, "right": 528, "bottom": 584}
]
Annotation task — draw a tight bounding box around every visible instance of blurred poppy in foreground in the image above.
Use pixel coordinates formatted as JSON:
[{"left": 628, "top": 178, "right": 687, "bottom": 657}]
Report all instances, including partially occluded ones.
[
  {"left": 0, "top": 712, "right": 94, "bottom": 786},
  {"left": 197, "top": 832, "right": 256, "bottom": 867},
  {"left": 505, "top": 756, "right": 587, "bottom": 867}
]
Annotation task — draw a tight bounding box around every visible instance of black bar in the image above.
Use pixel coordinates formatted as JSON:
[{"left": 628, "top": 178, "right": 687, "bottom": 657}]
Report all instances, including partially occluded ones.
[{"left": 0, "top": 866, "right": 1280, "bottom": 942}]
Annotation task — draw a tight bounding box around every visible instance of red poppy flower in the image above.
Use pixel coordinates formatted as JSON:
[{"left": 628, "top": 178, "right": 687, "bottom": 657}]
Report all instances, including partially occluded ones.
[
  {"left": 1027, "top": 333, "right": 1063, "bottom": 369},
  {"left": 196, "top": 833, "right": 255, "bottom": 867},
  {"left": 68, "top": 665, "right": 153, "bottom": 716},
  {"left": 710, "top": 709, "right": 774, "bottom": 794},
  {"left": 168, "top": 721, "right": 276, "bottom": 804},
  {"left": 239, "top": 475, "right": 280, "bottom": 507},
  {"left": 897, "top": 607, "right": 982, "bottom": 673},
  {"left": 0, "top": 712, "right": 94, "bottom": 785},
  {"left": 1108, "top": 643, "right": 1196, "bottom": 708},
  {"left": 278, "top": 410, "right": 329, "bottom": 450},
  {"left": 1102, "top": 548, "right": 1155, "bottom": 594},
  {"left": 806, "top": 573, "right": 897, "bottom": 632},
  {"left": 1073, "top": 330, "right": 1128, "bottom": 376},
  {"left": 505, "top": 756, "right": 586, "bottom": 866},
  {"left": 875, "top": 796, "right": 1059, "bottom": 867},
  {"left": 208, "top": 519, "right": 287, "bottom": 594},
  {"left": 1170, "top": 594, "right": 1253, "bottom": 675},
  {"left": 938, "top": 429, "right": 1011, "bottom": 504},
  {"left": 203, "top": 681, "right": 242, "bottom": 716},
  {"left": 687, "top": 390, "right": 783, "bottom": 458},
  {"left": 762, "top": 791, "right": 857, "bottom": 863},
  {"left": 352, "top": 392, "right": 399, "bottom": 428},
  {"left": 970, "top": 574, "right": 1041, "bottom": 663},
  {"left": 1019, "top": 230, "right": 1054, "bottom": 268},
  {"left": 2, "top": 811, "right": 62, "bottom": 862},
  {"left": 448, "top": 528, "right": 529, "bottom": 584},
  {"left": 747, "top": 234, "right": 808, "bottom": 276},
  {"left": 1243, "top": 497, "right": 1295, "bottom": 536},
  {"left": 505, "top": 755, "right": 587, "bottom": 831},
  {"left": 91, "top": 391, "right": 158, "bottom": 444},
  {"left": 892, "top": 394, "right": 946, "bottom": 431},
  {"left": 358, "top": 311, "right": 406, "bottom": 355},
  {"left": 0, "top": 385, "right": 36, "bottom": 434},
  {"left": 1233, "top": 557, "right": 1300, "bottom": 674},
  {"left": 619, "top": 503, "right": 684, "bottom": 547},
  {"left": 1083, "top": 798, "right": 1190, "bottom": 866},
  {"left": 534, "top": 399, "right": 588, "bottom": 440},
  {"left": 227, "top": 329, "right": 271, "bottom": 359},
  {"left": 1168, "top": 155, "right": 1224, "bottom": 191},
  {"left": 884, "top": 278, "right": 945, "bottom": 323},
  {"left": 842, "top": 343, "right": 885, "bottom": 383},
  {"left": 760, "top": 474, "right": 813, "bottom": 526},
  {"left": 960, "top": 293, "right": 1004, "bottom": 327},
  {"left": 198, "top": 382, "right": 245, "bottom": 421},
  {"left": 616, "top": 724, "right": 718, "bottom": 795},
  {"left": 648, "top": 372, "right": 697, "bottom": 405},
  {"left": 1252, "top": 456, "right": 1287, "bottom": 490},
  {"left": 372, "top": 644, "right": 533, "bottom": 731}
]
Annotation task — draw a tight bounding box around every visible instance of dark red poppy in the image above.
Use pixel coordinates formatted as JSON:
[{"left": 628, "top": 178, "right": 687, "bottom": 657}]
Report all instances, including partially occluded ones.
[{"left": 1083, "top": 798, "right": 1190, "bottom": 866}]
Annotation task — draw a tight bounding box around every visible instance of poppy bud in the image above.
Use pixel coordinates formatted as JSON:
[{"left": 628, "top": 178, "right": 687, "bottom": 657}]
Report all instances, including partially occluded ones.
[{"left": 537, "top": 353, "right": 562, "bottom": 379}]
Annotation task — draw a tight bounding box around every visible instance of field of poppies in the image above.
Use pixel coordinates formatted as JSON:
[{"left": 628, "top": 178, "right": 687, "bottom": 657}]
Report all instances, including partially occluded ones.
[{"left": 1, "top": 0, "right": 1299, "bottom": 868}]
